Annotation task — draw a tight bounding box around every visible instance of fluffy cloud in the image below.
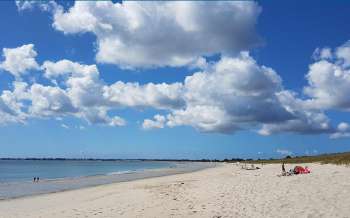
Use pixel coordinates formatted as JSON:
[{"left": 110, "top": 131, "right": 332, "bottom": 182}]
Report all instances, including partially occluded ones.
[
  {"left": 167, "top": 105, "right": 236, "bottom": 133},
  {"left": 330, "top": 122, "right": 350, "bottom": 139},
  {"left": 258, "top": 91, "right": 333, "bottom": 135},
  {"left": 304, "top": 41, "right": 350, "bottom": 111},
  {"left": 1, "top": 41, "right": 349, "bottom": 138},
  {"left": 42, "top": 59, "right": 106, "bottom": 109},
  {"left": 0, "top": 81, "right": 28, "bottom": 124},
  {"left": 16, "top": 1, "right": 58, "bottom": 12},
  {"left": 11, "top": 2, "right": 350, "bottom": 138},
  {"left": 141, "top": 53, "right": 346, "bottom": 137},
  {"left": 336, "top": 41, "right": 350, "bottom": 67},
  {"left": 51, "top": 1, "right": 261, "bottom": 68},
  {"left": 103, "top": 82, "right": 184, "bottom": 110},
  {"left": 28, "top": 84, "right": 77, "bottom": 117},
  {"left": 312, "top": 47, "right": 332, "bottom": 60},
  {"left": 80, "top": 107, "right": 125, "bottom": 127},
  {"left": 45, "top": 61, "right": 105, "bottom": 108},
  {"left": 43, "top": 59, "right": 184, "bottom": 122},
  {"left": 34, "top": 60, "right": 124, "bottom": 126},
  {"left": 142, "top": 114, "right": 166, "bottom": 130},
  {"left": 0, "top": 44, "right": 39, "bottom": 78},
  {"left": 0, "top": 94, "right": 25, "bottom": 124},
  {"left": 163, "top": 53, "right": 294, "bottom": 133},
  {"left": 10, "top": 81, "right": 124, "bottom": 127},
  {"left": 0, "top": 54, "right": 123, "bottom": 127},
  {"left": 42, "top": 59, "right": 99, "bottom": 80}
]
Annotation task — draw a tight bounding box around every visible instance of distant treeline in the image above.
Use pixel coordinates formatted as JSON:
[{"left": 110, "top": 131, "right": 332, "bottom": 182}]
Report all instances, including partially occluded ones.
[
  {"left": 1, "top": 151, "right": 349, "bottom": 165},
  {"left": 0, "top": 157, "right": 243, "bottom": 162},
  {"left": 244, "top": 152, "right": 350, "bottom": 165}
]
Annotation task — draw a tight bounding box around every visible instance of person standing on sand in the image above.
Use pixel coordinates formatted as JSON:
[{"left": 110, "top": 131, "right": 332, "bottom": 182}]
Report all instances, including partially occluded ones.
[{"left": 282, "top": 162, "right": 286, "bottom": 175}]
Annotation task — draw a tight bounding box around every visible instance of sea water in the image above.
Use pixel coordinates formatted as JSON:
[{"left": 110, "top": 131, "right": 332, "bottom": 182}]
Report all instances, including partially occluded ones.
[
  {"left": 0, "top": 159, "right": 175, "bottom": 183},
  {"left": 0, "top": 160, "right": 212, "bottom": 199}
]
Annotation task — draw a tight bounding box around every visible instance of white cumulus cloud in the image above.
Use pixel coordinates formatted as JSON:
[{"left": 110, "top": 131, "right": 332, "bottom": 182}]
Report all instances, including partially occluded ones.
[
  {"left": 142, "top": 114, "right": 166, "bottom": 130},
  {"left": 330, "top": 122, "right": 350, "bottom": 139},
  {"left": 1, "top": 40, "right": 350, "bottom": 139},
  {"left": 51, "top": 1, "right": 261, "bottom": 68},
  {"left": 0, "top": 44, "right": 39, "bottom": 78},
  {"left": 258, "top": 91, "right": 333, "bottom": 135},
  {"left": 164, "top": 53, "right": 294, "bottom": 133},
  {"left": 28, "top": 83, "right": 78, "bottom": 117},
  {"left": 103, "top": 82, "right": 184, "bottom": 110},
  {"left": 16, "top": 0, "right": 58, "bottom": 12},
  {"left": 304, "top": 41, "right": 350, "bottom": 111}
]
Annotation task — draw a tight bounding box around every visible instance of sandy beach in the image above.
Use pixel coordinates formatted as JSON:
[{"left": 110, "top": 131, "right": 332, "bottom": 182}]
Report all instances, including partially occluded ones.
[{"left": 0, "top": 163, "right": 349, "bottom": 218}]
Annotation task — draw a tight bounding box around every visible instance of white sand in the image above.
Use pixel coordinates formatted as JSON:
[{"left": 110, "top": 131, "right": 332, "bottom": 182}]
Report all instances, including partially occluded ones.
[{"left": 1, "top": 163, "right": 349, "bottom": 218}]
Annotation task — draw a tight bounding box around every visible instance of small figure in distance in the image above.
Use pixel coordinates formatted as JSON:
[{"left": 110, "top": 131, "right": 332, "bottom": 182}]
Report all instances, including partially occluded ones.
[{"left": 282, "top": 162, "right": 286, "bottom": 176}]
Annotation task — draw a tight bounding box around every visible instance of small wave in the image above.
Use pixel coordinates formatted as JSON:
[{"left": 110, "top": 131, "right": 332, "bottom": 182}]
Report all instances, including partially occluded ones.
[{"left": 106, "top": 170, "right": 137, "bottom": 175}]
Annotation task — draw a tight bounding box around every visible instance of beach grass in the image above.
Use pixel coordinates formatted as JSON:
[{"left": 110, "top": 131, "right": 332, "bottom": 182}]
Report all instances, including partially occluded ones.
[{"left": 245, "top": 152, "right": 350, "bottom": 165}]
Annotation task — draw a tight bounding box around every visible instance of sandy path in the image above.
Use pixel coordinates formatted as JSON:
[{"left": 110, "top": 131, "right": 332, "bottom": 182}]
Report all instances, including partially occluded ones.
[{"left": 0, "top": 163, "right": 349, "bottom": 218}]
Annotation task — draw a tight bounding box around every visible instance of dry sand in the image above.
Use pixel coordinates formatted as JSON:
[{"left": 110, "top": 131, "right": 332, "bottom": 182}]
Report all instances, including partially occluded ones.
[{"left": 0, "top": 163, "right": 349, "bottom": 218}]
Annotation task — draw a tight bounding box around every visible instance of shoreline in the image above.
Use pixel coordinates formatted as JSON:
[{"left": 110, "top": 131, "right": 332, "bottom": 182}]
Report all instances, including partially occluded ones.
[{"left": 0, "top": 161, "right": 216, "bottom": 200}]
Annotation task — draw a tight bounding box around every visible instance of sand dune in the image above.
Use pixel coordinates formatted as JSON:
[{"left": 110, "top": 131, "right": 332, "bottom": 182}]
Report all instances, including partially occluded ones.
[{"left": 0, "top": 163, "right": 349, "bottom": 218}]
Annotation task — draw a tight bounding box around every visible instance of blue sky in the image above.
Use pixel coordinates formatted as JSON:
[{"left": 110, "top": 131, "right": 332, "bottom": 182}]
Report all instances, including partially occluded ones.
[{"left": 1, "top": 1, "right": 350, "bottom": 159}]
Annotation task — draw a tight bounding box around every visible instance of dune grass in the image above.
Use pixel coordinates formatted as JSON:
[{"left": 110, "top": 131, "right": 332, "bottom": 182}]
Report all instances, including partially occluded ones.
[{"left": 245, "top": 152, "right": 350, "bottom": 165}]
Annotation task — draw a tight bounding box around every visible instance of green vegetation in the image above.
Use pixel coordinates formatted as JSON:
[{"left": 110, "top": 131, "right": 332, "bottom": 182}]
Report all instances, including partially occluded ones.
[{"left": 245, "top": 152, "right": 350, "bottom": 165}]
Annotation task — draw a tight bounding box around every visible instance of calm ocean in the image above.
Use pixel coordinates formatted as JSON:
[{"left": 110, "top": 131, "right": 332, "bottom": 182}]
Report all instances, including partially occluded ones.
[{"left": 0, "top": 160, "right": 175, "bottom": 183}]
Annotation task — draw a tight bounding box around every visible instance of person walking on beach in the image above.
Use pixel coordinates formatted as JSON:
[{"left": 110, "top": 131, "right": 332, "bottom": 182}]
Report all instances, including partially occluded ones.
[{"left": 282, "top": 162, "right": 286, "bottom": 176}]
